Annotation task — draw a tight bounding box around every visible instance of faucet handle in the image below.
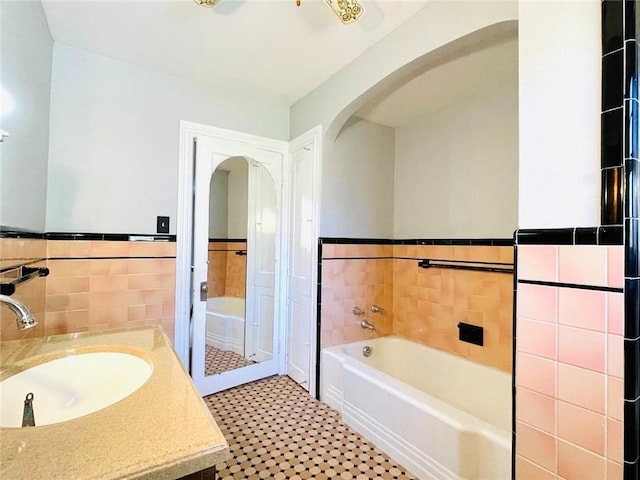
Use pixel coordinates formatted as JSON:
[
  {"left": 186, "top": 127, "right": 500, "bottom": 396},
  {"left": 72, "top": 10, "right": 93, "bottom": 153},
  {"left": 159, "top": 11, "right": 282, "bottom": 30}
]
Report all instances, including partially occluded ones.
[
  {"left": 371, "top": 304, "right": 384, "bottom": 314},
  {"left": 352, "top": 306, "right": 365, "bottom": 316},
  {"left": 360, "top": 319, "right": 376, "bottom": 332}
]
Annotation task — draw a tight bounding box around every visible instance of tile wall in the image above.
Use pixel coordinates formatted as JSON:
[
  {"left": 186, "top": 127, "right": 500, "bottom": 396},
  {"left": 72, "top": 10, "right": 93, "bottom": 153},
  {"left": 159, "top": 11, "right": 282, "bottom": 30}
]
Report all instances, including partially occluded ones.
[
  {"left": 320, "top": 243, "right": 394, "bottom": 348},
  {"left": 0, "top": 236, "right": 176, "bottom": 343},
  {"left": 515, "top": 244, "right": 624, "bottom": 479},
  {"left": 319, "top": 240, "right": 514, "bottom": 372},
  {"left": 394, "top": 244, "right": 513, "bottom": 372},
  {"left": 0, "top": 237, "right": 47, "bottom": 341},
  {"left": 207, "top": 241, "right": 247, "bottom": 299}
]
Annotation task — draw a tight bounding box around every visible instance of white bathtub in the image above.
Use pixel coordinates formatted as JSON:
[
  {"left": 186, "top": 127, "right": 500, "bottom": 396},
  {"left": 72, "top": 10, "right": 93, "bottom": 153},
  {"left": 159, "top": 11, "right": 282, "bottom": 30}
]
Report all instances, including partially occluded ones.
[
  {"left": 206, "top": 296, "right": 245, "bottom": 355},
  {"left": 321, "top": 336, "right": 511, "bottom": 480}
]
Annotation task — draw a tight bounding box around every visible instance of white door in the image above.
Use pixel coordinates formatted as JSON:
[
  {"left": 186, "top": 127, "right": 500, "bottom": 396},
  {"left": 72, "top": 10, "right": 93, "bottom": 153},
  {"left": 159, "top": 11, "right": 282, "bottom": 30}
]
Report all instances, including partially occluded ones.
[
  {"left": 190, "top": 134, "right": 284, "bottom": 396},
  {"left": 287, "top": 128, "right": 321, "bottom": 392}
]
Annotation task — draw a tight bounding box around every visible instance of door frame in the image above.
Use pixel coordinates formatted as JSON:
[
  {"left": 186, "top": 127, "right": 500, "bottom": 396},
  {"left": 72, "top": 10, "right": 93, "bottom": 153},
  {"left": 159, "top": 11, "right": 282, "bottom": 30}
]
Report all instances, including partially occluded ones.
[{"left": 174, "top": 121, "right": 288, "bottom": 373}]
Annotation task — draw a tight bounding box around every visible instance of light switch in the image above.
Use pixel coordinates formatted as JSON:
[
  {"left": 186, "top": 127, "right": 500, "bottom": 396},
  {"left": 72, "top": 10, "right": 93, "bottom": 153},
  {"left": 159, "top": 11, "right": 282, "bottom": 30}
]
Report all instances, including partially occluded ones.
[{"left": 157, "top": 216, "right": 170, "bottom": 234}]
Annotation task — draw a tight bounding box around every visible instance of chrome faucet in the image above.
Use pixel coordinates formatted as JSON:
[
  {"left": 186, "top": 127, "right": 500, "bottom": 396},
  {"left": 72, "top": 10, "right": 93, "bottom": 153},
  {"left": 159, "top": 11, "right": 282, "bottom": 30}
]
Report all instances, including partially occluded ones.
[
  {"left": 0, "top": 295, "right": 38, "bottom": 330},
  {"left": 360, "top": 319, "right": 376, "bottom": 331}
]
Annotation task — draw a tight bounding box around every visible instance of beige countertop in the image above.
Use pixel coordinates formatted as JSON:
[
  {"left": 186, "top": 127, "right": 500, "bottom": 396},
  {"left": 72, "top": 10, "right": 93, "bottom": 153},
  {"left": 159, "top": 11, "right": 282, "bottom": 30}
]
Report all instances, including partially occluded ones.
[{"left": 0, "top": 326, "right": 230, "bottom": 479}]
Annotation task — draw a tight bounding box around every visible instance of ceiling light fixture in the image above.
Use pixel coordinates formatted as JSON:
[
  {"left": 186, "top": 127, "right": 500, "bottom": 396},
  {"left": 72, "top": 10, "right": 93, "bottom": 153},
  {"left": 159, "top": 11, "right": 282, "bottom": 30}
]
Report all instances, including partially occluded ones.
[{"left": 193, "top": 0, "right": 364, "bottom": 24}]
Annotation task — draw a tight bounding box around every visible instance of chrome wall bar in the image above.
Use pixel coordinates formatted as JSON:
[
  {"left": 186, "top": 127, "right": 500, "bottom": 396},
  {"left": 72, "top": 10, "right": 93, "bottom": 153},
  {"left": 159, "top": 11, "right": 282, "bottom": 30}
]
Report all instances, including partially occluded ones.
[{"left": 417, "top": 259, "right": 514, "bottom": 274}]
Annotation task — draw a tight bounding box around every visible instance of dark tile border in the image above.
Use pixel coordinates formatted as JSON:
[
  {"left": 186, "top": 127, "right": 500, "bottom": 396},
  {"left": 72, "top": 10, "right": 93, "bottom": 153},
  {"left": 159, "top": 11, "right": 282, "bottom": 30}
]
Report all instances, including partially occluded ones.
[
  {"left": 1, "top": 226, "right": 179, "bottom": 242},
  {"left": 517, "top": 279, "right": 623, "bottom": 293},
  {"left": 45, "top": 232, "right": 176, "bottom": 242},
  {"left": 47, "top": 256, "right": 177, "bottom": 261},
  {"left": 319, "top": 237, "right": 394, "bottom": 245},
  {"left": 511, "top": 246, "right": 518, "bottom": 480},
  {"left": 397, "top": 238, "right": 513, "bottom": 246},
  {"left": 0, "top": 228, "right": 176, "bottom": 242},
  {"left": 603, "top": 1, "right": 640, "bottom": 474},
  {"left": 208, "top": 238, "right": 247, "bottom": 243},
  {"left": 319, "top": 237, "right": 513, "bottom": 246},
  {"left": 315, "top": 241, "right": 323, "bottom": 401},
  {"left": 0, "top": 226, "right": 45, "bottom": 239},
  {"left": 515, "top": 227, "right": 623, "bottom": 245},
  {"left": 515, "top": 228, "right": 575, "bottom": 245}
]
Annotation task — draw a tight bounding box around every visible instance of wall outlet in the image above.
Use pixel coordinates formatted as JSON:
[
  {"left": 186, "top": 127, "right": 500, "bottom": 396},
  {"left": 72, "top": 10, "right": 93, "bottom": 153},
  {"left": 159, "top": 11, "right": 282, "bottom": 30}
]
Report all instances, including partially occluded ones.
[{"left": 157, "top": 216, "right": 170, "bottom": 234}]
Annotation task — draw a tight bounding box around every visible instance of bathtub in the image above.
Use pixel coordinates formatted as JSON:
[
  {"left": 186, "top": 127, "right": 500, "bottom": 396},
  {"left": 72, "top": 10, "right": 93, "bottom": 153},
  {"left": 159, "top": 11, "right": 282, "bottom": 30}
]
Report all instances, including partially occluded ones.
[
  {"left": 206, "top": 296, "right": 245, "bottom": 356},
  {"left": 321, "top": 337, "right": 511, "bottom": 480}
]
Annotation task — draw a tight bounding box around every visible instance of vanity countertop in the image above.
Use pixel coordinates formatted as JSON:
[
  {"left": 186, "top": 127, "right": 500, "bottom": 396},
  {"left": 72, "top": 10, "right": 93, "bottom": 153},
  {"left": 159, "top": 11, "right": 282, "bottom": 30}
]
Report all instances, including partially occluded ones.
[{"left": 0, "top": 326, "right": 230, "bottom": 479}]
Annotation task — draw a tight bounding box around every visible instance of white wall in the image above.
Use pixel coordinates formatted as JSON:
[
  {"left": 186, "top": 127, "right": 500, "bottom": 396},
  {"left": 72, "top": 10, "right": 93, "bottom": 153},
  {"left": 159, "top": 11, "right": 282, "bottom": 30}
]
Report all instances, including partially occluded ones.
[
  {"left": 0, "top": 1, "right": 52, "bottom": 231},
  {"left": 46, "top": 44, "right": 289, "bottom": 234},
  {"left": 227, "top": 163, "right": 248, "bottom": 238},
  {"left": 209, "top": 171, "right": 228, "bottom": 238},
  {"left": 290, "top": 1, "right": 518, "bottom": 238},
  {"left": 518, "top": 0, "right": 601, "bottom": 228},
  {"left": 292, "top": 0, "right": 601, "bottom": 235},
  {"left": 321, "top": 118, "right": 395, "bottom": 238},
  {"left": 394, "top": 89, "right": 518, "bottom": 238}
]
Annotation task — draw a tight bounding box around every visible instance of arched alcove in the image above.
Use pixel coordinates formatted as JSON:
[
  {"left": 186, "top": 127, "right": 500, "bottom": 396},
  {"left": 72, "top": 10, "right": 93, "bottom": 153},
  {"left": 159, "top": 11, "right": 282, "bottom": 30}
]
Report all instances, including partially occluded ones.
[{"left": 322, "top": 22, "right": 518, "bottom": 239}]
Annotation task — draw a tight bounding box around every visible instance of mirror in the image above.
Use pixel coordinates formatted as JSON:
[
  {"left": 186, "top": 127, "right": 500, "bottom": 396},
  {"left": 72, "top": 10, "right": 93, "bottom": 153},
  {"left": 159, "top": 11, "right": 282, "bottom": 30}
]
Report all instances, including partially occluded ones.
[{"left": 202, "top": 156, "right": 276, "bottom": 377}]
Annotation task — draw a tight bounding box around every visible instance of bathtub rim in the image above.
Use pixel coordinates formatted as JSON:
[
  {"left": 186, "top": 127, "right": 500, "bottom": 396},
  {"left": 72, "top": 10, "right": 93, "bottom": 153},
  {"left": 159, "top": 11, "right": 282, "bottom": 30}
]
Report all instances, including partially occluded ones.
[{"left": 206, "top": 296, "right": 246, "bottom": 319}]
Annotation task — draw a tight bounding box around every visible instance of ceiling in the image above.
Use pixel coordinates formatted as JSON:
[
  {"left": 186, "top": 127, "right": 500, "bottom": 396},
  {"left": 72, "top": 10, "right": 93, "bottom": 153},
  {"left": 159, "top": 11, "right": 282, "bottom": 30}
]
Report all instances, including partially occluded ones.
[
  {"left": 41, "top": 0, "right": 429, "bottom": 107},
  {"left": 354, "top": 35, "right": 518, "bottom": 128}
]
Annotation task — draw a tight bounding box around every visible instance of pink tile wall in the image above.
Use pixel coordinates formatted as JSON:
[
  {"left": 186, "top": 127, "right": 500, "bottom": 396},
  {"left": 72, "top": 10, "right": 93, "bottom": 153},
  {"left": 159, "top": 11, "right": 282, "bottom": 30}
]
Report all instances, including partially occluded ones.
[
  {"left": 208, "top": 243, "right": 227, "bottom": 297},
  {"left": 0, "top": 238, "right": 47, "bottom": 341},
  {"left": 320, "top": 244, "right": 393, "bottom": 348},
  {"left": 515, "top": 245, "right": 624, "bottom": 480},
  {"left": 44, "top": 240, "right": 176, "bottom": 342},
  {"left": 393, "top": 245, "right": 513, "bottom": 372},
  {"left": 320, "top": 243, "right": 513, "bottom": 372},
  {"left": 207, "top": 241, "right": 246, "bottom": 299},
  {"left": 0, "top": 239, "right": 177, "bottom": 343}
]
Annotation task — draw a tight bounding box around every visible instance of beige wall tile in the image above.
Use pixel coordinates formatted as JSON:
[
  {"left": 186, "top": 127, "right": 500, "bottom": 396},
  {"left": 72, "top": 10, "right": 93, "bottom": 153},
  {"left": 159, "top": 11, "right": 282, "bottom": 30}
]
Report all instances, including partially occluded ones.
[{"left": 47, "top": 240, "right": 91, "bottom": 258}]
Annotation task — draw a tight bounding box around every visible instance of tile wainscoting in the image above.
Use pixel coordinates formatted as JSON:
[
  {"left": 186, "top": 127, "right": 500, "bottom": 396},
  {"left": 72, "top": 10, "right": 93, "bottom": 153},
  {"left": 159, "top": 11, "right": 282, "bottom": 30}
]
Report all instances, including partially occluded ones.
[
  {"left": 0, "top": 235, "right": 176, "bottom": 342},
  {"left": 207, "top": 240, "right": 247, "bottom": 299},
  {"left": 319, "top": 239, "right": 514, "bottom": 373},
  {"left": 515, "top": 243, "right": 625, "bottom": 480}
]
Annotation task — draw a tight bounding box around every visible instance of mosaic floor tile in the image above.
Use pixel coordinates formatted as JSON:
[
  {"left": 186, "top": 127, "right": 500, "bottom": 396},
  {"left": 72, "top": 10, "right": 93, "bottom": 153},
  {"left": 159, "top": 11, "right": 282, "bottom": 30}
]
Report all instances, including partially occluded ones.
[
  {"left": 205, "top": 345, "right": 255, "bottom": 376},
  {"left": 205, "top": 375, "right": 417, "bottom": 479}
]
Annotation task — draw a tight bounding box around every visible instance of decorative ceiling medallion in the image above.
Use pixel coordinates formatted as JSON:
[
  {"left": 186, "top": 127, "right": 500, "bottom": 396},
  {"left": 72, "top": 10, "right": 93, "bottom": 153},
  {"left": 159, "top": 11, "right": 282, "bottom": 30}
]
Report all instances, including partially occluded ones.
[
  {"left": 326, "top": 0, "right": 364, "bottom": 24},
  {"left": 194, "top": 0, "right": 221, "bottom": 8}
]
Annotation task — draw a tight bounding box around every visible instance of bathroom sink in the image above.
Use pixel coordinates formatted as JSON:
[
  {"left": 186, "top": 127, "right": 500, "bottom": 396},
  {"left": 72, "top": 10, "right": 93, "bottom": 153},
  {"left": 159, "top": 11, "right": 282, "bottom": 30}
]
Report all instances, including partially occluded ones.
[{"left": 0, "top": 351, "right": 152, "bottom": 428}]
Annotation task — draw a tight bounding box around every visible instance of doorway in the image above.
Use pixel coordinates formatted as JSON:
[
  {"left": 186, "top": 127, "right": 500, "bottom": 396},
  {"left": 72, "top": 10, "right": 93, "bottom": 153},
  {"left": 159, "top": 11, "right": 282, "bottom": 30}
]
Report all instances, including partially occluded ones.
[{"left": 175, "top": 122, "right": 321, "bottom": 397}]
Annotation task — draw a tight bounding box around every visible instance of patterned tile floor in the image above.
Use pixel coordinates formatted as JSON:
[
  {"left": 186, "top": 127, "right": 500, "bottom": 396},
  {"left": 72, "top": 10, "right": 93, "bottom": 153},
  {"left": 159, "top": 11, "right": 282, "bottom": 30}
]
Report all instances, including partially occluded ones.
[
  {"left": 205, "top": 375, "right": 417, "bottom": 480},
  {"left": 205, "top": 345, "right": 255, "bottom": 376}
]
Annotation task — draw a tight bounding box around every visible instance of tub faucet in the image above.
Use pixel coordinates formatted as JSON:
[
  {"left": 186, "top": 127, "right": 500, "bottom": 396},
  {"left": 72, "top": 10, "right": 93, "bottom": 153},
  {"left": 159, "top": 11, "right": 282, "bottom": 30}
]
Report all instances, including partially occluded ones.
[
  {"left": 0, "top": 295, "right": 37, "bottom": 330},
  {"left": 360, "top": 319, "right": 376, "bottom": 332}
]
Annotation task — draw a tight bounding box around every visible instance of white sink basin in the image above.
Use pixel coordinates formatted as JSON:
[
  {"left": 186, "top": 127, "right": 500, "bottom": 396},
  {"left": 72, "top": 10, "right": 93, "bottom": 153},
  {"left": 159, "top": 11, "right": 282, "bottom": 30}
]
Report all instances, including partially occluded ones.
[{"left": 0, "top": 351, "right": 152, "bottom": 428}]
